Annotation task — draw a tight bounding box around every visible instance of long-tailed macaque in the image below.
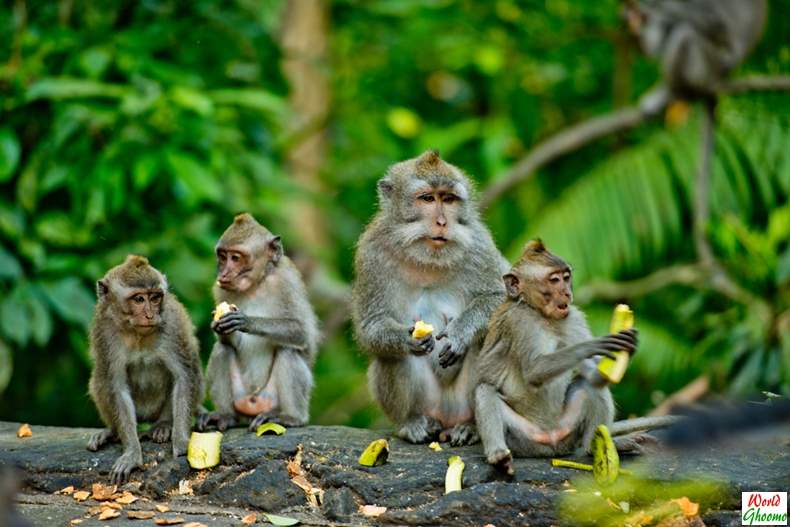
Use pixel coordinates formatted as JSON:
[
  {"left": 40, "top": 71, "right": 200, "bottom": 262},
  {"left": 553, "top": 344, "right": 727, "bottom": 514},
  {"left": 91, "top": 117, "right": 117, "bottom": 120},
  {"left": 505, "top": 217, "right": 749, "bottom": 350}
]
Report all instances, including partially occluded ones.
[
  {"left": 198, "top": 213, "right": 319, "bottom": 432},
  {"left": 475, "top": 241, "right": 642, "bottom": 474},
  {"left": 87, "top": 255, "right": 204, "bottom": 484},
  {"left": 352, "top": 150, "right": 509, "bottom": 445}
]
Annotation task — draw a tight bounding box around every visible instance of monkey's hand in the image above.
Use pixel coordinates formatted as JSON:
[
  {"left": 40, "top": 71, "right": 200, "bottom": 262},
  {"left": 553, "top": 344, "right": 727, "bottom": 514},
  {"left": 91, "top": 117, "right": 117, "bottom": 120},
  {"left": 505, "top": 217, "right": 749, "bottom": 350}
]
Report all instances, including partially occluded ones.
[
  {"left": 576, "top": 329, "right": 638, "bottom": 360},
  {"left": 436, "top": 328, "right": 468, "bottom": 368},
  {"left": 212, "top": 311, "right": 250, "bottom": 335},
  {"left": 110, "top": 451, "right": 142, "bottom": 485},
  {"left": 406, "top": 325, "right": 435, "bottom": 356}
]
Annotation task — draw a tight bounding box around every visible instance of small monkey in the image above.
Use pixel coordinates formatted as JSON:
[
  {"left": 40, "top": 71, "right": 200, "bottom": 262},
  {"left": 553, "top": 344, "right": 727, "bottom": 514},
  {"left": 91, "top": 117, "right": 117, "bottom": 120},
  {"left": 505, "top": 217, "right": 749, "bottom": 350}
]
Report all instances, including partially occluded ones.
[
  {"left": 352, "top": 150, "right": 509, "bottom": 445},
  {"left": 475, "top": 241, "right": 639, "bottom": 474},
  {"left": 198, "top": 213, "right": 319, "bottom": 432},
  {"left": 87, "top": 255, "right": 204, "bottom": 484}
]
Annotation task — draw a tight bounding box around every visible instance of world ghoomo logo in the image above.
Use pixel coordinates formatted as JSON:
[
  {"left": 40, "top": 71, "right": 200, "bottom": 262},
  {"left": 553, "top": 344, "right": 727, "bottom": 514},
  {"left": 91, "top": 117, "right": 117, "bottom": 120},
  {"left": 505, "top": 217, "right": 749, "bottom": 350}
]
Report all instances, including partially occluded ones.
[{"left": 741, "top": 492, "right": 788, "bottom": 526}]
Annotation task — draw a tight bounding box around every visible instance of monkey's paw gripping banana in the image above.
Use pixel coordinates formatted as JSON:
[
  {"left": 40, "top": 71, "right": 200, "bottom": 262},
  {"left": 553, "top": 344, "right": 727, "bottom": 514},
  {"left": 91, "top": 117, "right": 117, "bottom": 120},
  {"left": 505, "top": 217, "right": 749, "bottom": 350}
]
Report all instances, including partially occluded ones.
[
  {"left": 187, "top": 431, "right": 222, "bottom": 469},
  {"left": 358, "top": 439, "right": 389, "bottom": 467},
  {"left": 445, "top": 455, "right": 465, "bottom": 494},
  {"left": 411, "top": 320, "right": 434, "bottom": 339},
  {"left": 213, "top": 301, "right": 238, "bottom": 322},
  {"left": 597, "top": 304, "right": 634, "bottom": 384}
]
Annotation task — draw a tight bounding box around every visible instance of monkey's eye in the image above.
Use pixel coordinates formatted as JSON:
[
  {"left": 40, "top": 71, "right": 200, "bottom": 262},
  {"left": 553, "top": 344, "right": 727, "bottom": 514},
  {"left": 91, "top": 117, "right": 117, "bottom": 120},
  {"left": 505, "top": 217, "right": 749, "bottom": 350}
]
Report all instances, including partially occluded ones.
[
  {"left": 419, "top": 194, "right": 435, "bottom": 203},
  {"left": 150, "top": 293, "right": 163, "bottom": 304},
  {"left": 549, "top": 276, "right": 561, "bottom": 284},
  {"left": 442, "top": 194, "right": 458, "bottom": 204},
  {"left": 563, "top": 272, "right": 571, "bottom": 281},
  {"left": 231, "top": 254, "right": 241, "bottom": 262},
  {"left": 133, "top": 295, "right": 145, "bottom": 304}
]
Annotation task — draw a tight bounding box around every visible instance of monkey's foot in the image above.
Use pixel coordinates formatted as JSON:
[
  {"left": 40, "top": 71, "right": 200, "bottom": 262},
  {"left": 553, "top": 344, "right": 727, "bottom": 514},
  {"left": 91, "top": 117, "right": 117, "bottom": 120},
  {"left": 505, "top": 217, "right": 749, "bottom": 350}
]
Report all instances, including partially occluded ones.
[
  {"left": 397, "top": 415, "right": 443, "bottom": 444},
  {"left": 487, "top": 448, "right": 514, "bottom": 476},
  {"left": 110, "top": 451, "right": 142, "bottom": 485},
  {"left": 145, "top": 421, "right": 172, "bottom": 443},
  {"left": 614, "top": 432, "right": 660, "bottom": 455},
  {"left": 532, "top": 426, "right": 571, "bottom": 447},
  {"left": 439, "top": 423, "right": 480, "bottom": 446},
  {"left": 196, "top": 412, "right": 237, "bottom": 432},
  {"left": 248, "top": 411, "right": 305, "bottom": 431},
  {"left": 87, "top": 428, "right": 116, "bottom": 451}
]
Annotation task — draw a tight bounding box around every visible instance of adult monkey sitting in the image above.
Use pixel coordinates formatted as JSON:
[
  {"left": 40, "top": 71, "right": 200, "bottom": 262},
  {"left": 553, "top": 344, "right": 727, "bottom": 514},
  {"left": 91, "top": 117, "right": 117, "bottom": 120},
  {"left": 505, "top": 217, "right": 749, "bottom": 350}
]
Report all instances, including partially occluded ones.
[{"left": 352, "top": 150, "right": 508, "bottom": 445}]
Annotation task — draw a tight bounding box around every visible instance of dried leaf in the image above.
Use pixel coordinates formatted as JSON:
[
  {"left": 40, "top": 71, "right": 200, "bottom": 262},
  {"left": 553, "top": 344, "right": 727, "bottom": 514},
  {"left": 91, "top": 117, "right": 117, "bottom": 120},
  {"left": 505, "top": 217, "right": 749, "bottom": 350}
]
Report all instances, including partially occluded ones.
[
  {"left": 264, "top": 514, "right": 299, "bottom": 526},
  {"left": 59, "top": 486, "right": 75, "bottom": 495},
  {"left": 177, "top": 479, "right": 193, "bottom": 495},
  {"left": 87, "top": 506, "right": 103, "bottom": 515},
  {"left": 183, "top": 523, "right": 208, "bottom": 527},
  {"left": 70, "top": 520, "right": 83, "bottom": 525},
  {"left": 360, "top": 505, "right": 387, "bottom": 517},
  {"left": 155, "top": 504, "right": 170, "bottom": 513},
  {"left": 127, "top": 511, "right": 156, "bottom": 520},
  {"left": 98, "top": 509, "right": 120, "bottom": 520},
  {"left": 671, "top": 497, "right": 700, "bottom": 517},
  {"left": 241, "top": 512, "right": 257, "bottom": 525},
  {"left": 115, "top": 491, "right": 138, "bottom": 504},
  {"left": 155, "top": 517, "right": 185, "bottom": 525},
  {"left": 91, "top": 483, "right": 118, "bottom": 501},
  {"left": 73, "top": 490, "right": 90, "bottom": 502},
  {"left": 16, "top": 423, "right": 32, "bottom": 438},
  {"left": 102, "top": 502, "right": 122, "bottom": 511}
]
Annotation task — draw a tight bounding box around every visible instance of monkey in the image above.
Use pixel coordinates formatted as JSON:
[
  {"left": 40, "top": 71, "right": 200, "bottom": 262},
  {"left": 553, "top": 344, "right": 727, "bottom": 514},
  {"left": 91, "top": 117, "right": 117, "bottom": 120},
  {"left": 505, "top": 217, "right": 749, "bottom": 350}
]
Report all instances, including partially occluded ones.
[
  {"left": 351, "top": 150, "right": 509, "bottom": 445},
  {"left": 197, "top": 213, "right": 319, "bottom": 432},
  {"left": 87, "top": 255, "right": 204, "bottom": 484},
  {"left": 474, "top": 240, "right": 649, "bottom": 474},
  {"left": 626, "top": 0, "right": 766, "bottom": 105}
]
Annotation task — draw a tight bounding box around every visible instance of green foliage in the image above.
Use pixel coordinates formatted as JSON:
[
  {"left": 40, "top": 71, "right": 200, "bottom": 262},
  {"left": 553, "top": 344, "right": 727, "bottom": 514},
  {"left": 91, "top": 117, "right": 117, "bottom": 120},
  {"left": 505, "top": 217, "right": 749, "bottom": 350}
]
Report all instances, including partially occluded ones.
[{"left": 0, "top": 1, "right": 788, "bottom": 426}]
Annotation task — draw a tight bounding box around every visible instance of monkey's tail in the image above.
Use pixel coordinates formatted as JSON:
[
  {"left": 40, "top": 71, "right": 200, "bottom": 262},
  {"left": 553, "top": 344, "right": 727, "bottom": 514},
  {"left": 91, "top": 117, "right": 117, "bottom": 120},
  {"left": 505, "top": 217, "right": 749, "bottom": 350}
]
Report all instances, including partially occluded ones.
[{"left": 610, "top": 415, "right": 684, "bottom": 436}]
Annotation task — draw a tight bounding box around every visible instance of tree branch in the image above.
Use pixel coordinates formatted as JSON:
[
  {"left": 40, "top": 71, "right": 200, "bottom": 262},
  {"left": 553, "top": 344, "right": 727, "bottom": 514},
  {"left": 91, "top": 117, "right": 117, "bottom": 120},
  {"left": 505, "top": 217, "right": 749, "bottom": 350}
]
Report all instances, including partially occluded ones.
[
  {"left": 575, "top": 264, "right": 703, "bottom": 305},
  {"left": 481, "top": 75, "right": 790, "bottom": 208}
]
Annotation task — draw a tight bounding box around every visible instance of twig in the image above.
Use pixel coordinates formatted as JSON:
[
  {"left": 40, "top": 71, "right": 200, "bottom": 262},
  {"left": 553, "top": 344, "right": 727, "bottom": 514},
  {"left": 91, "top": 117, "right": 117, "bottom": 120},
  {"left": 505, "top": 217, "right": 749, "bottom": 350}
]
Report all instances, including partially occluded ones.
[
  {"left": 648, "top": 376, "right": 709, "bottom": 417},
  {"left": 575, "top": 264, "right": 702, "bottom": 305},
  {"left": 481, "top": 75, "right": 790, "bottom": 207}
]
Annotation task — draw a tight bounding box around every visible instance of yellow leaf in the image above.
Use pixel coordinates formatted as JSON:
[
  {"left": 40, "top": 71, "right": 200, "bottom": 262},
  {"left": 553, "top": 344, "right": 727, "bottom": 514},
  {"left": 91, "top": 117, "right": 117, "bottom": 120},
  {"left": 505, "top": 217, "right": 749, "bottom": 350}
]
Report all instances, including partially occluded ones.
[
  {"left": 16, "top": 423, "right": 32, "bottom": 438},
  {"left": 671, "top": 497, "right": 700, "bottom": 517}
]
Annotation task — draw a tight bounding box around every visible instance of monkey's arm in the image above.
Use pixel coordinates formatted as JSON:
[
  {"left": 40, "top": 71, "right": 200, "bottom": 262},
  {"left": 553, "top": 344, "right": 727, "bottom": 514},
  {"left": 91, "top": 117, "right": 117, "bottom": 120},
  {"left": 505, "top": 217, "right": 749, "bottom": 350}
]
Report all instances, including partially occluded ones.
[
  {"left": 438, "top": 291, "right": 503, "bottom": 368},
  {"left": 522, "top": 331, "right": 636, "bottom": 387},
  {"left": 214, "top": 312, "right": 308, "bottom": 348}
]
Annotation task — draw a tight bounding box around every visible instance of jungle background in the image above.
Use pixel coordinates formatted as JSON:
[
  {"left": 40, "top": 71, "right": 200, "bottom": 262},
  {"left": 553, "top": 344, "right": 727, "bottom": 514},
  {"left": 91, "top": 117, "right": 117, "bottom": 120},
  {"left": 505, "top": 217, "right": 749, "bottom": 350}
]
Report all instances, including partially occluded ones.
[{"left": 0, "top": 0, "right": 788, "bottom": 430}]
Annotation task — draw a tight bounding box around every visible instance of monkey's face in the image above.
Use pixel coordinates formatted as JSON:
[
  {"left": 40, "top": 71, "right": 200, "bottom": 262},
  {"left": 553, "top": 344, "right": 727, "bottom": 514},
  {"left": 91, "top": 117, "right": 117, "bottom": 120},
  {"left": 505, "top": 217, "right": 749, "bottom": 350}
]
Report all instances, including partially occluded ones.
[
  {"left": 505, "top": 265, "right": 572, "bottom": 320},
  {"left": 414, "top": 186, "right": 462, "bottom": 248},
  {"left": 124, "top": 289, "right": 164, "bottom": 335},
  {"left": 216, "top": 237, "right": 281, "bottom": 292},
  {"left": 216, "top": 247, "right": 257, "bottom": 292}
]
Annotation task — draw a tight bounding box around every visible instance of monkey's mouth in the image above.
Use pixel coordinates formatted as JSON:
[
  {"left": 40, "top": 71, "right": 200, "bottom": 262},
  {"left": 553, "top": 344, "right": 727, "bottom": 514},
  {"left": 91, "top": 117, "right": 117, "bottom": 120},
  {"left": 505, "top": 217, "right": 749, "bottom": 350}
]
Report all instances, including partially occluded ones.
[
  {"left": 556, "top": 303, "right": 569, "bottom": 316},
  {"left": 428, "top": 236, "right": 449, "bottom": 246}
]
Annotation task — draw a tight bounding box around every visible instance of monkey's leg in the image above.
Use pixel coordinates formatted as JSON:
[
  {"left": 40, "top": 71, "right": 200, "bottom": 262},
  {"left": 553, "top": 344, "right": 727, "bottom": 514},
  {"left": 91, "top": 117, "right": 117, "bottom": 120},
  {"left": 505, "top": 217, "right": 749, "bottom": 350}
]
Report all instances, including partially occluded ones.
[
  {"left": 532, "top": 381, "right": 589, "bottom": 447},
  {"left": 369, "top": 357, "right": 442, "bottom": 443},
  {"left": 198, "top": 342, "right": 239, "bottom": 432},
  {"left": 87, "top": 428, "right": 117, "bottom": 451},
  {"left": 249, "top": 348, "right": 311, "bottom": 430},
  {"left": 474, "top": 383, "right": 513, "bottom": 474}
]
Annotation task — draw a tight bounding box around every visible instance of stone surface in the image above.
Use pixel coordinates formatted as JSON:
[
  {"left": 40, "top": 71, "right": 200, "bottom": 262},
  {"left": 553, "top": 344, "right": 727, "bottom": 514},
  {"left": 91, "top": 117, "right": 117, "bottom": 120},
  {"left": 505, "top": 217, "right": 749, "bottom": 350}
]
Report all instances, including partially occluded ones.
[{"left": 1, "top": 421, "right": 788, "bottom": 526}]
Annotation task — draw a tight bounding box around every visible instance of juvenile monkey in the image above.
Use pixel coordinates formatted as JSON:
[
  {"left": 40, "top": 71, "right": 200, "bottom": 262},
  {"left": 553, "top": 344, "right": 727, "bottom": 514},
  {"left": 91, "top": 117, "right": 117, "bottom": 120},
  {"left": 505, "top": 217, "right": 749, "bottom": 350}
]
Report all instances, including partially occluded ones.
[
  {"left": 352, "top": 150, "right": 508, "bottom": 445},
  {"left": 475, "top": 241, "right": 640, "bottom": 474},
  {"left": 87, "top": 255, "right": 204, "bottom": 484},
  {"left": 198, "top": 213, "right": 319, "bottom": 431}
]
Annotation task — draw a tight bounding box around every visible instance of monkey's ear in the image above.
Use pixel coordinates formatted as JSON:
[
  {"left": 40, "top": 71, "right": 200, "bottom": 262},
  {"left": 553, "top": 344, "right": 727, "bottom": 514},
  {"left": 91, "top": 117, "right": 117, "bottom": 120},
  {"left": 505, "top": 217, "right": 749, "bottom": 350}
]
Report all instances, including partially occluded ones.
[
  {"left": 503, "top": 273, "right": 520, "bottom": 299},
  {"left": 377, "top": 179, "right": 393, "bottom": 198},
  {"left": 96, "top": 279, "right": 109, "bottom": 299},
  {"left": 269, "top": 236, "right": 283, "bottom": 264}
]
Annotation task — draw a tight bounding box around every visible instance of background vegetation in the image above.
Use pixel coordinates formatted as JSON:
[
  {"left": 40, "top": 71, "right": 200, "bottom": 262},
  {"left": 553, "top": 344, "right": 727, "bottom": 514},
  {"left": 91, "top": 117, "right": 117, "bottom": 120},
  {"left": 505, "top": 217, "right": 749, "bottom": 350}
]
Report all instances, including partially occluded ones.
[{"left": 0, "top": 0, "right": 787, "bottom": 429}]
